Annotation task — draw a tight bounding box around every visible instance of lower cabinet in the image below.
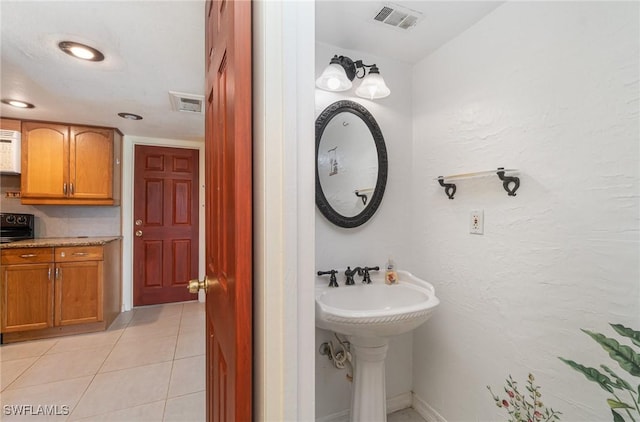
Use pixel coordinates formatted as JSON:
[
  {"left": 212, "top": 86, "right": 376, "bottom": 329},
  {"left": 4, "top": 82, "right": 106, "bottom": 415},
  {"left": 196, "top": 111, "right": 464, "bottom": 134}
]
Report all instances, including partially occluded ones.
[{"left": 0, "top": 240, "right": 121, "bottom": 342}]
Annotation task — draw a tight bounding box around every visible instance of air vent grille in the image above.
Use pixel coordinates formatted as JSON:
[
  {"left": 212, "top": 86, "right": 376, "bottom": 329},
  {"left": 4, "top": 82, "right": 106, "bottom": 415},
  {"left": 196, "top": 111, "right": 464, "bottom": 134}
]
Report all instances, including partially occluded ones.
[
  {"left": 372, "top": 3, "right": 423, "bottom": 30},
  {"left": 169, "top": 91, "right": 204, "bottom": 114}
]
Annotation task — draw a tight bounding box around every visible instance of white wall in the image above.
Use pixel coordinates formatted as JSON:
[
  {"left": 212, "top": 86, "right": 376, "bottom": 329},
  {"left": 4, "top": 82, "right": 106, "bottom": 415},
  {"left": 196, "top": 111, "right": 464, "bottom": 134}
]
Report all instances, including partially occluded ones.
[
  {"left": 314, "top": 41, "right": 415, "bottom": 419},
  {"left": 253, "top": 1, "right": 316, "bottom": 421},
  {"left": 410, "top": 2, "right": 639, "bottom": 421}
]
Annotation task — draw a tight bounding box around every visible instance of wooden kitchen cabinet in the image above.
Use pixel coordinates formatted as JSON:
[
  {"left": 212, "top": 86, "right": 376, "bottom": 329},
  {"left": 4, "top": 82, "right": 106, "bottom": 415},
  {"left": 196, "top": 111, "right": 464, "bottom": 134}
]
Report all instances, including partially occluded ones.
[
  {"left": 0, "top": 239, "right": 121, "bottom": 343},
  {"left": 0, "top": 248, "right": 54, "bottom": 333},
  {"left": 54, "top": 246, "right": 104, "bottom": 326},
  {"left": 20, "top": 121, "right": 122, "bottom": 205}
]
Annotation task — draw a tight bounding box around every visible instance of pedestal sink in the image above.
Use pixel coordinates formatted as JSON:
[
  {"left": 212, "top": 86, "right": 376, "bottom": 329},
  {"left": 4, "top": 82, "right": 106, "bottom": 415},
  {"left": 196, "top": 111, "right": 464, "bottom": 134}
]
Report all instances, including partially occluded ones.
[{"left": 316, "top": 270, "right": 439, "bottom": 422}]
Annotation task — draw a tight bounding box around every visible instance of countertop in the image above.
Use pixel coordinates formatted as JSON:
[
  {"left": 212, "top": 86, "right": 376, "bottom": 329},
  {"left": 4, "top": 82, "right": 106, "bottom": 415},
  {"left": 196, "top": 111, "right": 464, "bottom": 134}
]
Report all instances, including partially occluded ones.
[{"left": 0, "top": 236, "right": 122, "bottom": 249}]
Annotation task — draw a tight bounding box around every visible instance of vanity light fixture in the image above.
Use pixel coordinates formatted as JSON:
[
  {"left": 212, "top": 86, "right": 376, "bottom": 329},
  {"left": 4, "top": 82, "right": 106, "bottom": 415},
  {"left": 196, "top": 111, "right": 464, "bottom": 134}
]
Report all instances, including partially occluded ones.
[
  {"left": 316, "top": 55, "right": 391, "bottom": 99},
  {"left": 117, "top": 112, "right": 143, "bottom": 120},
  {"left": 1, "top": 99, "right": 35, "bottom": 109},
  {"left": 58, "top": 41, "right": 105, "bottom": 62}
]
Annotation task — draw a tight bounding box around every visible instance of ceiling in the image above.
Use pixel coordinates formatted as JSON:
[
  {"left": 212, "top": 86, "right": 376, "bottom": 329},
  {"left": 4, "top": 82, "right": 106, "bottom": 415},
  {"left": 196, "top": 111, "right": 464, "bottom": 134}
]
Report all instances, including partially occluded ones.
[
  {"left": 316, "top": 1, "right": 504, "bottom": 64},
  {"left": 1, "top": 1, "right": 502, "bottom": 142},
  {"left": 0, "top": 1, "right": 206, "bottom": 142}
]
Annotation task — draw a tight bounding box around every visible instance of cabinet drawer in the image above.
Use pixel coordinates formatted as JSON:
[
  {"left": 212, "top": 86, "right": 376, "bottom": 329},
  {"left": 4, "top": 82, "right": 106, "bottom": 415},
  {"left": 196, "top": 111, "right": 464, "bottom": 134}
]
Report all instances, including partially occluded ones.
[
  {"left": 1, "top": 248, "right": 54, "bottom": 265},
  {"left": 55, "top": 246, "right": 103, "bottom": 262}
]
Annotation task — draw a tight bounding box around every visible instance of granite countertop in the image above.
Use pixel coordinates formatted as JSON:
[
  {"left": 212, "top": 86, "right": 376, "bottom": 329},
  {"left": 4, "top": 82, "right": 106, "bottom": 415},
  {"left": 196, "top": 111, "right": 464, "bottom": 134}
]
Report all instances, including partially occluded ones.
[{"left": 0, "top": 236, "right": 122, "bottom": 249}]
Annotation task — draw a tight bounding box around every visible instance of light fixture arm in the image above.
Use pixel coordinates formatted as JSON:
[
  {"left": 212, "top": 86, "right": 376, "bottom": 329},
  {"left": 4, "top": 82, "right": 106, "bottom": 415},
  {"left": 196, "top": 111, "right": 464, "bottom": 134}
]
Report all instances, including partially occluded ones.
[{"left": 330, "top": 55, "right": 381, "bottom": 80}]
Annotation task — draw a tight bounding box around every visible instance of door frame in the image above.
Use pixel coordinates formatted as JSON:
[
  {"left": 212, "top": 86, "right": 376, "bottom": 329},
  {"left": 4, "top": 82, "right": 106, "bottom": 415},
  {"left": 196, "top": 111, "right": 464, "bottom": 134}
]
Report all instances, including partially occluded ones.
[{"left": 121, "top": 136, "right": 205, "bottom": 311}]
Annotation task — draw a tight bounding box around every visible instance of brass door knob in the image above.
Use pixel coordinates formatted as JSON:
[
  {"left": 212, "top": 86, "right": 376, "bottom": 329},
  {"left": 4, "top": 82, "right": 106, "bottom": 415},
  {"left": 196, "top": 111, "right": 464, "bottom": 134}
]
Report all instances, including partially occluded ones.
[
  {"left": 188, "top": 276, "right": 217, "bottom": 293},
  {"left": 135, "top": 230, "right": 143, "bottom": 237}
]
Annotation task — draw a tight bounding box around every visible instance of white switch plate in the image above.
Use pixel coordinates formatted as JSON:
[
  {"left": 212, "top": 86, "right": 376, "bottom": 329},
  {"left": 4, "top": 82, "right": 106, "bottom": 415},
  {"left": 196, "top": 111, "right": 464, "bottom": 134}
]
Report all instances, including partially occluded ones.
[{"left": 470, "top": 209, "right": 484, "bottom": 234}]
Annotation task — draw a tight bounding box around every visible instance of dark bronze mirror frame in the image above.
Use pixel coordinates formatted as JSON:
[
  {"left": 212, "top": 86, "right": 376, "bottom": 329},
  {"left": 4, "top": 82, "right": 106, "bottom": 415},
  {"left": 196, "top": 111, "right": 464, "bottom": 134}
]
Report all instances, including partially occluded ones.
[{"left": 315, "top": 100, "right": 388, "bottom": 228}]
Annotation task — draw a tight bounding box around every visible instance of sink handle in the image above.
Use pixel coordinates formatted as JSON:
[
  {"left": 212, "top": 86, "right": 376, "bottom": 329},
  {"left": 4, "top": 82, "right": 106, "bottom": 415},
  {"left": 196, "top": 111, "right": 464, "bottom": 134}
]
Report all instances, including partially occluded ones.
[
  {"left": 361, "top": 266, "right": 380, "bottom": 284},
  {"left": 318, "top": 270, "right": 339, "bottom": 288}
]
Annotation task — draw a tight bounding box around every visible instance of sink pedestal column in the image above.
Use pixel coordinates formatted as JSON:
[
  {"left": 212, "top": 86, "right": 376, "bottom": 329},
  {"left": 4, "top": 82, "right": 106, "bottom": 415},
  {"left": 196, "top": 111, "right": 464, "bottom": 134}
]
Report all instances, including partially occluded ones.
[{"left": 350, "top": 336, "right": 389, "bottom": 422}]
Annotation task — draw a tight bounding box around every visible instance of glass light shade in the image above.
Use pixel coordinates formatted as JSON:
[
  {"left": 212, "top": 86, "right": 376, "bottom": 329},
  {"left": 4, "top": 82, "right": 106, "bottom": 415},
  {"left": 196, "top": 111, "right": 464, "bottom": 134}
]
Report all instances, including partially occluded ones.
[
  {"left": 355, "top": 72, "right": 391, "bottom": 99},
  {"left": 316, "top": 63, "right": 352, "bottom": 92}
]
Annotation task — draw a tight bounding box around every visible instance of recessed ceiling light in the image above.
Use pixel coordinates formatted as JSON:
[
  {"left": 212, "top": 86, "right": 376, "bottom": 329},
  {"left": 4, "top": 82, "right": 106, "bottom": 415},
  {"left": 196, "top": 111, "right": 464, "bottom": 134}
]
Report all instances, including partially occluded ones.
[
  {"left": 118, "top": 112, "right": 143, "bottom": 120},
  {"left": 1, "top": 99, "right": 35, "bottom": 109},
  {"left": 58, "top": 41, "right": 104, "bottom": 62}
]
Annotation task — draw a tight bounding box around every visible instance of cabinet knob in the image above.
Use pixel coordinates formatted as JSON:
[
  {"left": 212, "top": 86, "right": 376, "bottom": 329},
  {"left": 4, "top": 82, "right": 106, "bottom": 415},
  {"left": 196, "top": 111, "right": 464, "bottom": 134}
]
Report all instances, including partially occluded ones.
[{"left": 135, "top": 230, "right": 143, "bottom": 237}]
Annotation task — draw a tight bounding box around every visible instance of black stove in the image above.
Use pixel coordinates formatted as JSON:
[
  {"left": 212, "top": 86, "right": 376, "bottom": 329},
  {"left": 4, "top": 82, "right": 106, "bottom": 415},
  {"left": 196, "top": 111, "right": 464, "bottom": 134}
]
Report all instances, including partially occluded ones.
[{"left": 0, "top": 213, "right": 35, "bottom": 244}]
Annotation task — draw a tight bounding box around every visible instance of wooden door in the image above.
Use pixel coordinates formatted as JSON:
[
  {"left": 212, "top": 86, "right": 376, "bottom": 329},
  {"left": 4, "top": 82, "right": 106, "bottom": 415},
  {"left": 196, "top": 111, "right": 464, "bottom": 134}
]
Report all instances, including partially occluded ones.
[
  {"left": 70, "top": 126, "right": 114, "bottom": 200},
  {"left": 133, "top": 145, "right": 199, "bottom": 306},
  {"left": 21, "top": 122, "right": 69, "bottom": 199},
  {"left": 55, "top": 261, "right": 103, "bottom": 326},
  {"left": 1, "top": 263, "right": 54, "bottom": 333},
  {"left": 204, "top": 0, "right": 252, "bottom": 420}
]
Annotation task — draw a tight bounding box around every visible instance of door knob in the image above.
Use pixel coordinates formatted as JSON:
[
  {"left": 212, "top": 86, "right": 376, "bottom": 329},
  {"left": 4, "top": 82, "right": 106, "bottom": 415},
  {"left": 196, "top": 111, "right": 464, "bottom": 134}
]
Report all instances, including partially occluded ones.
[
  {"left": 135, "top": 230, "right": 143, "bottom": 237},
  {"left": 135, "top": 219, "right": 143, "bottom": 226},
  {"left": 188, "top": 276, "right": 217, "bottom": 293}
]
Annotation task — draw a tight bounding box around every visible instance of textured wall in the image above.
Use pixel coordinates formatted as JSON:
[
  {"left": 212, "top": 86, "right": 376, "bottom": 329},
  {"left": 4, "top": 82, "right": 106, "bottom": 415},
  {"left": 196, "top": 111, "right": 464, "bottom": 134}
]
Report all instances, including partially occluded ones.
[
  {"left": 314, "top": 41, "right": 415, "bottom": 419},
  {"left": 410, "top": 2, "right": 639, "bottom": 421}
]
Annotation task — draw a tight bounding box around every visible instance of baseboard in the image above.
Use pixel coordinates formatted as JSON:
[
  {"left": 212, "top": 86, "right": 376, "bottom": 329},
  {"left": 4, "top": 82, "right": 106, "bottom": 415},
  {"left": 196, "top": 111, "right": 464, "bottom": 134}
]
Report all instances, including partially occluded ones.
[
  {"left": 412, "top": 392, "right": 448, "bottom": 422},
  {"left": 316, "top": 391, "right": 413, "bottom": 422},
  {"left": 316, "top": 410, "right": 350, "bottom": 422},
  {"left": 387, "top": 391, "right": 413, "bottom": 414}
]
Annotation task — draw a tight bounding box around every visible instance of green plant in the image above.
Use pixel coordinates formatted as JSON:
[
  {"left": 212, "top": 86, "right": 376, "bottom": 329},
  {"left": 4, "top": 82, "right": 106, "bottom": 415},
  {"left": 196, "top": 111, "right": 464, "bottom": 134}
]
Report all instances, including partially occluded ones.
[
  {"left": 488, "top": 373, "right": 562, "bottom": 422},
  {"left": 559, "top": 323, "right": 640, "bottom": 422}
]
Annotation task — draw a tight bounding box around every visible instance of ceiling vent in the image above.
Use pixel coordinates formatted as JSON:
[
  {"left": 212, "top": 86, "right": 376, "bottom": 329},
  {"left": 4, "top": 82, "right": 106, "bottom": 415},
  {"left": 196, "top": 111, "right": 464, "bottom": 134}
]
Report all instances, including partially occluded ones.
[
  {"left": 373, "top": 3, "right": 423, "bottom": 30},
  {"left": 169, "top": 91, "right": 204, "bottom": 114}
]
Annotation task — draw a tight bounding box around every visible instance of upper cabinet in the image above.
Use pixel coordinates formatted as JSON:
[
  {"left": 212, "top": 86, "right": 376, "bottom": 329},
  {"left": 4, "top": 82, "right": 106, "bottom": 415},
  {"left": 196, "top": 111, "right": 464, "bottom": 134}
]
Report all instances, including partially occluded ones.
[{"left": 20, "top": 121, "right": 122, "bottom": 205}]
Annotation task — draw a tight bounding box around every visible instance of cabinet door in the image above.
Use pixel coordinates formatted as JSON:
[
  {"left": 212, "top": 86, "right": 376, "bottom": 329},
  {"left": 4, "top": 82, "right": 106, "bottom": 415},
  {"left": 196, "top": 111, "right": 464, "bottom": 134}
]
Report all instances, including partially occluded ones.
[
  {"left": 1, "top": 263, "right": 54, "bottom": 333},
  {"left": 55, "top": 261, "right": 103, "bottom": 326},
  {"left": 21, "top": 122, "right": 69, "bottom": 198},
  {"left": 70, "top": 127, "right": 113, "bottom": 200}
]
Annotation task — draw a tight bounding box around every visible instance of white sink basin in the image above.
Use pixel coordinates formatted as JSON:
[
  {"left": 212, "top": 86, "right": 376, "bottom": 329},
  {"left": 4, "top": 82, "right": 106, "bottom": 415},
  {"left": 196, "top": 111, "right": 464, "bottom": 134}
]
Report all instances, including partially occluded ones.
[{"left": 315, "top": 270, "right": 439, "bottom": 338}]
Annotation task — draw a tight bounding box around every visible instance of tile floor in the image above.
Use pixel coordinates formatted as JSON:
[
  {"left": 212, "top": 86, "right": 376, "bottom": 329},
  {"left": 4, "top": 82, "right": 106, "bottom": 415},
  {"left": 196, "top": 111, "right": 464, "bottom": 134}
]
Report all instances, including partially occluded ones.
[
  {"left": 0, "top": 301, "right": 205, "bottom": 421},
  {"left": 0, "top": 300, "right": 425, "bottom": 422},
  {"left": 387, "top": 408, "right": 427, "bottom": 422}
]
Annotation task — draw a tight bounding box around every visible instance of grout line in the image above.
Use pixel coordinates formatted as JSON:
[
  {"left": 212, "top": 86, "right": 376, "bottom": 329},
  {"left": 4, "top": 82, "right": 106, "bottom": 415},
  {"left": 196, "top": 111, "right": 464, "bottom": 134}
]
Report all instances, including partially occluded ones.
[{"left": 68, "top": 309, "right": 133, "bottom": 420}]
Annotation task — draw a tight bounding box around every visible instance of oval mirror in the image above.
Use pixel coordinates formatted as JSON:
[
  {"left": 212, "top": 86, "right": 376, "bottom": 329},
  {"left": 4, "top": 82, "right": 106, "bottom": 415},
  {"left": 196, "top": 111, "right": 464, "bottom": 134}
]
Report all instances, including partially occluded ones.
[{"left": 316, "top": 100, "right": 388, "bottom": 228}]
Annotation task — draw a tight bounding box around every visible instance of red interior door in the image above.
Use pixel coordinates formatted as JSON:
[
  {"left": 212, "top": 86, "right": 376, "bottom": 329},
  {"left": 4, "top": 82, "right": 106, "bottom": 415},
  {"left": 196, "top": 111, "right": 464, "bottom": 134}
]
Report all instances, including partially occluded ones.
[
  {"left": 133, "top": 145, "right": 199, "bottom": 306},
  {"left": 204, "top": 0, "right": 252, "bottom": 420}
]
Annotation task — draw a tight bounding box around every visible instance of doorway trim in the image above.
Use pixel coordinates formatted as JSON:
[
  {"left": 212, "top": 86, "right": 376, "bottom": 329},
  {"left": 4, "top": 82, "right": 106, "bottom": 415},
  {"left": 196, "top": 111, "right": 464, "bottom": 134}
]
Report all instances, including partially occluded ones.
[{"left": 121, "top": 135, "right": 205, "bottom": 311}]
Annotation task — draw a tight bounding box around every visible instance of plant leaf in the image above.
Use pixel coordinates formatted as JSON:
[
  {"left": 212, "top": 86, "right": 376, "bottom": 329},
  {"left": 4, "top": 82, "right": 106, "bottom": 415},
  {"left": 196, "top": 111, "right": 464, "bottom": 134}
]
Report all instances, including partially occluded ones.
[
  {"left": 611, "top": 324, "right": 640, "bottom": 348},
  {"left": 611, "top": 409, "right": 625, "bottom": 422},
  {"left": 601, "top": 365, "right": 632, "bottom": 390},
  {"left": 607, "top": 399, "right": 634, "bottom": 409},
  {"left": 559, "top": 357, "right": 615, "bottom": 393},
  {"left": 583, "top": 329, "right": 640, "bottom": 376}
]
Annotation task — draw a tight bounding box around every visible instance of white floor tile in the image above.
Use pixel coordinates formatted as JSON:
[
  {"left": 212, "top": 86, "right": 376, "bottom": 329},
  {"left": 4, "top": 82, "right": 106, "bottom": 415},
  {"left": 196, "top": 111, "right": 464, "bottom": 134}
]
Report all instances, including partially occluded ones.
[
  {"left": 9, "top": 347, "right": 111, "bottom": 389},
  {"left": 175, "top": 330, "right": 205, "bottom": 359},
  {"left": 99, "top": 335, "right": 177, "bottom": 373},
  {"left": 0, "top": 339, "right": 58, "bottom": 362},
  {"left": 163, "top": 391, "right": 205, "bottom": 422},
  {"left": 168, "top": 355, "right": 205, "bottom": 398},
  {"left": 72, "top": 400, "right": 165, "bottom": 422},
  {"left": 0, "top": 376, "right": 93, "bottom": 421},
  {"left": 70, "top": 361, "right": 172, "bottom": 420},
  {"left": 0, "top": 357, "right": 38, "bottom": 391}
]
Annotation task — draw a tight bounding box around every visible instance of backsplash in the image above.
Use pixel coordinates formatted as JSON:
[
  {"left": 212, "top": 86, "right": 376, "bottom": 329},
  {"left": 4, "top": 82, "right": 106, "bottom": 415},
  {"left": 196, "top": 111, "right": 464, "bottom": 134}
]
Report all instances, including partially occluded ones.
[{"left": 0, "top": 175, "right": 121, "bottom": 237}]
